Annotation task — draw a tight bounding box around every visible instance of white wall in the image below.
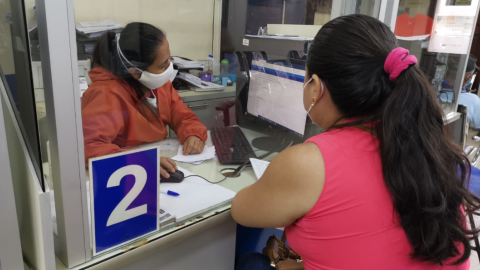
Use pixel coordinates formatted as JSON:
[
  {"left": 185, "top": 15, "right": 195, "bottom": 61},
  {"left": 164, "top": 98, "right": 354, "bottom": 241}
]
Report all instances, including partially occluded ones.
[
  {"left": 314, "top": 12, "right": 331, "bottom": 25},
  {"left": 73, "top": 0, "right": 217, "bottom": 61},
  {"left": 23, "top": 0, "right": 36, "bottom": 30},
  {"left": 1, "top": 0, "right": 220, "bottom": 76}
]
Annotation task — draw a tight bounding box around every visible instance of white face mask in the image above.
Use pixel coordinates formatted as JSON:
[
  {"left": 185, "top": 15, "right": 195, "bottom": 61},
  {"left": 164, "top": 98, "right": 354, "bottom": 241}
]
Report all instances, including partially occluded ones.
[
  {"left": 116, "top": 33, "right": 178, "bottom": 90},
  {"left": 136, "top": 61, "right": 177, "bottom": 90}
]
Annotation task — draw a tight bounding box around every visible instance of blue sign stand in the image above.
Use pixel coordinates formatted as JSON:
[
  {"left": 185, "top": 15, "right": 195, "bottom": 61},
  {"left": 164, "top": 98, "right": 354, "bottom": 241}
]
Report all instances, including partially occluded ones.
[{"left": 89, "top": 147, "right": 159, "bottom": 255}]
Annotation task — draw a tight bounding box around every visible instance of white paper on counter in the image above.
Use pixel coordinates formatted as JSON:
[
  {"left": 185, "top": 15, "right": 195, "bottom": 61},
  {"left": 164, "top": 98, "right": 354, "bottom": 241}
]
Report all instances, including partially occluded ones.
[
  {"left": 159, "top": 167, "right": 235, "bottom": 220},
  {"left": 249, "top": 158, "right": 270, "bottom": 180},
  {"left": 172, "top": 145, "right": 215, "bottom": 164}
]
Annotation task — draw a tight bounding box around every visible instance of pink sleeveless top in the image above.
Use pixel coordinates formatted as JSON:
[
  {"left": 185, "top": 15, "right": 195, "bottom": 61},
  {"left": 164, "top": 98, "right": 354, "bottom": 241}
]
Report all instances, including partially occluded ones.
[{"left": 285, "top": 128, "right": 469, "bottom": 270}]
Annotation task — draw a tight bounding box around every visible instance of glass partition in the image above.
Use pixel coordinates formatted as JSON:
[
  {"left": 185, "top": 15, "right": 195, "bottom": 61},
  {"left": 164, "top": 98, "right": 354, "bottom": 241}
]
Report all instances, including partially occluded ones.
[
  {"left": 0, "top": 0, "right": 46, "bottom": 190},
  {"left": 36, "top": 0, "right": 389, "bottom": 266},
  {"left": 244, "top": 0, "right": 382, "bottom": 34},
  {"left": 394, "top": 0, "right": 478, "bottom": 117},
  {"left": 46, "top": 0, "right": 229, "bottom": 264},
  {"left": 59, "top": 0, "right": 385, "bottom": 263},
  {"left": 39, "top": 0, "right": 479, "bottom": 267},
  {"left": 239, "top": 0, "right": 382, "bottom": 56},
  {"left": 357, "top": 0, "right": 383, "bottom": 17}
]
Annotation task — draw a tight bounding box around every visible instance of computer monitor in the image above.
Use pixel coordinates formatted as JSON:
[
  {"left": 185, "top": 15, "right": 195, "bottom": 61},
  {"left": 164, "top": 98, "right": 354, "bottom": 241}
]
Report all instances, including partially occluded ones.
[
  {"left": 247, "top": 58, "right": 308, "bottom": 136},
  {"left": 236, "top": 53, "right": 320, "bottom": 151}
]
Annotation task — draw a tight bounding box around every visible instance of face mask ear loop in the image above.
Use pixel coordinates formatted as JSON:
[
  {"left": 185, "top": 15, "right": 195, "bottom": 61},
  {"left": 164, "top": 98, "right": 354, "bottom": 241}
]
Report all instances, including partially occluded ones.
[
  {"left": 306, "top": 78, "right": 324, "bottom": 114},
  {"left": 116, "top": 33, "right": 143, "bottom": 73},
  {"left": 303, "top": 78, "right": 313, "bottom": 89}
]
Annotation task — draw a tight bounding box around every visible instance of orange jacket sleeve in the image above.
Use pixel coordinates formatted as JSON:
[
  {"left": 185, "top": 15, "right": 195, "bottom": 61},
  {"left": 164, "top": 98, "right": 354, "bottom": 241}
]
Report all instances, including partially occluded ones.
[
  {"left": 82, "top": 89, "right": 128, "bottom": 165},
  {"left": 165, "top": 84, "right": 208, "bottom": 143}
]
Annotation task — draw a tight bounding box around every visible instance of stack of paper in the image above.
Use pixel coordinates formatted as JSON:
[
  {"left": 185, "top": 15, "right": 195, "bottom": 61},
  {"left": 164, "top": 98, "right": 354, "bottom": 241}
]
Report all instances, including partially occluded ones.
[
  {"left": 79, "top": 77, "right": 89, "bottom": 97},
  {"left": 176, "top": 72, "right": 225, "bottom": 92},
  {"left": 76, "top": 20, "right": 124, "bottom": 38},
  {"left": 172, "top": 145, "right": 216, "bottom": 165},
  {"left": 172, "top": 57, "right": 204, "bottom": 70},
  {"left": 159, "top": 167, "right": 236, "bottom": 221}
]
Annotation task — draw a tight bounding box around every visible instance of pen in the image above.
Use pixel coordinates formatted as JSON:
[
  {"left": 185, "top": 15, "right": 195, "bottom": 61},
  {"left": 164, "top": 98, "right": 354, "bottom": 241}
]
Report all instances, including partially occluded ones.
[{"left": 161, "top": 190, "right": 180, "bottom": 197}]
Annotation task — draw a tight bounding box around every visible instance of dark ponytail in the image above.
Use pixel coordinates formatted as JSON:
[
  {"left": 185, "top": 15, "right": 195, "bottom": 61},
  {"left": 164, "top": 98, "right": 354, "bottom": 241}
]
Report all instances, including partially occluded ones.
[
  {"left": 307, "top": 14, "right": 480, "bottom": 265},
  {"left": 92, "top": 22, "right": 165, "bottom": 100}
]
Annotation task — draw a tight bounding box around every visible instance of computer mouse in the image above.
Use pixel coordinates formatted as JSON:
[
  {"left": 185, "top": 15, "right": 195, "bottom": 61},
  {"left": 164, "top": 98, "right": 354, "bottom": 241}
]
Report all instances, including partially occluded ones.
[{"left": 160, "top": 170, "right": 185, "bottom": 183}]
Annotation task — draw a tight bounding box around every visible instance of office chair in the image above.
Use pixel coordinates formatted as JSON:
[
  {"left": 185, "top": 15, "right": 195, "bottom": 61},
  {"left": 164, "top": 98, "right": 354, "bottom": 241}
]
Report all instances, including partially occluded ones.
[
  {"left": 234, "top": 51, "right": 251, "bottom": 124},
  {"left": 243, "top": 51, "right": 268, "bottom": 71},
  {"left": 471, "top": 137, "right": 480, "bottom": 166},
  {"left": 235, "top": 51, "right": 249, "bottom": 79},
  {"left": 453, "top": 104, "right": 480, "bottom": 262},
  {"left": 467, "top": 164, "right": 480, "bottom": 262},
  {"left": 450, "top": 105, "right": 480, "bottom": 169},
  {"left": 289, "top": 50, "right": 307, "bottom": 60}
]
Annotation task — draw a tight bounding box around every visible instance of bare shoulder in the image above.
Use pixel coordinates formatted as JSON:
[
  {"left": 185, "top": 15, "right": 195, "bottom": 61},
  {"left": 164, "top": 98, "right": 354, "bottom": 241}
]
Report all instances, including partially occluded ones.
[
  {"left": 270, "top": 142, "right": 324, "bottom": 182},
  {"left": 277, "top": 142, "right": 324, "bottom": 166},
  {"left": 232, "top": 141, "right": 326, "bottom": 227},
  {"left": 262, "top": 142, "right": 326, "bottom": 216}
]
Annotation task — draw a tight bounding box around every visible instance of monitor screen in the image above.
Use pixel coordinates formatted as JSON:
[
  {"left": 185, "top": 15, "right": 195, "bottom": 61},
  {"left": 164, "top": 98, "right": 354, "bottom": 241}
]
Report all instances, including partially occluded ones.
[{"left": 246, "top": 59, "right": 308, "bottom": 136}]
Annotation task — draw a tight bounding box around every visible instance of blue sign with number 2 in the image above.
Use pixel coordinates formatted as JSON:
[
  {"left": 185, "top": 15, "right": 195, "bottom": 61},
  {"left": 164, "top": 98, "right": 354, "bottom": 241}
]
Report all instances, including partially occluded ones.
[{"left": 90, "top": 148, "right": 159, "bottom": 254}]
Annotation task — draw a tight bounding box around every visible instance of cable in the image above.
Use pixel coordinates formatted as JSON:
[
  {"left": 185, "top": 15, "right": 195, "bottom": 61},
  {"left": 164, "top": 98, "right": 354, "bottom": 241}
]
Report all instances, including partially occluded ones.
[
  {"left": 183, "top": 174, "right": 228, "bottom": 184},
  {"left": 222, "top": 140, "right": 295, "bottom": 178},
  {"left": 184, "top": 141, "right": 295, "bottom": 184}
]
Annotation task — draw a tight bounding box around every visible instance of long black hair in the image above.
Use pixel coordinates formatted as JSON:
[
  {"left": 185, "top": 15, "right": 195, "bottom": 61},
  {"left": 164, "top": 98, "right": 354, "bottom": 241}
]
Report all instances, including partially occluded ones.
[
  {"left": 92, "top": 22, "right": 166, "bottom": 100},
  {"left": 307, "top": 14, "right": 480, "bottom": 265}
]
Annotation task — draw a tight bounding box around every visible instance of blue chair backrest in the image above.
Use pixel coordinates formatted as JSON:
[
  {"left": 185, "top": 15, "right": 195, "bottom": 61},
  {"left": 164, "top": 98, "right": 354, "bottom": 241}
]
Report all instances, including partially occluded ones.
[{"left": 468, "top": 166, "right": 480, "bottom": 198}]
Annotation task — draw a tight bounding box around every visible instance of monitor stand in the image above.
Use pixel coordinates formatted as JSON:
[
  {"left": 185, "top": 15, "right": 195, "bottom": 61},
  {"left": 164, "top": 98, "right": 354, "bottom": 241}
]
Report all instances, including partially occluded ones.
[
  {"left": 251, "top": 130, "right": 300, "bottom": 152},
  {"left": 251, "top": 136, "right": 282, "bottom": 152}
]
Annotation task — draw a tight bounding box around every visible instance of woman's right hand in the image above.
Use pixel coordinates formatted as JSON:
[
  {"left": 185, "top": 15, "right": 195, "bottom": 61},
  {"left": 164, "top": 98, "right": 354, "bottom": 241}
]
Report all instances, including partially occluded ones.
[{"left": 160, "top": 157, "right": 178, "bottom": 178}]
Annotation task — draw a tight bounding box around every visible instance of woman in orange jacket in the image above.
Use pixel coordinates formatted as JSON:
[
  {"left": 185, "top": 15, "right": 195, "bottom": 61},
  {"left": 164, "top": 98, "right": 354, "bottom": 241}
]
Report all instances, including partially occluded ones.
[{"left": 82, "top": 22, "right": 207, "bottom": 178}]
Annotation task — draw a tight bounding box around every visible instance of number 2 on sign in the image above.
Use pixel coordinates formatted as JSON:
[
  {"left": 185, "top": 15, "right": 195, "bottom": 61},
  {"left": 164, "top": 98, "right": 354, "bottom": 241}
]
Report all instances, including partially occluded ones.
[{"left": 106, "top": 165, "right": 148, "bottom": 226}]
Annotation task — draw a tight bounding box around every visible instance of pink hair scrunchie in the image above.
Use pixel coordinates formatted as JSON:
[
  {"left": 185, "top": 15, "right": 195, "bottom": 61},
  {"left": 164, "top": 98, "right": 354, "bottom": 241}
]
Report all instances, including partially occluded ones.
[{"left": 384, "top": 47, "right": 418, "bottom": 81}]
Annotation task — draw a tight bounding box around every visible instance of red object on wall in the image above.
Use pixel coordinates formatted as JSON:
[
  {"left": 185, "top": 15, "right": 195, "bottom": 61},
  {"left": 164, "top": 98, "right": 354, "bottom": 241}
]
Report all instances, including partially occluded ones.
[{"left": 394, "top": 13, "right": 434, "bottom": 38}]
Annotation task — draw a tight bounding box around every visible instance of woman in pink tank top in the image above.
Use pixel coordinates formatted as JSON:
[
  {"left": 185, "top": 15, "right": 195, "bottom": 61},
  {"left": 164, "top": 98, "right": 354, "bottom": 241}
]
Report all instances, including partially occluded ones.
[{"left": 232, "top": 14, "right": 480, "bottom": 270}]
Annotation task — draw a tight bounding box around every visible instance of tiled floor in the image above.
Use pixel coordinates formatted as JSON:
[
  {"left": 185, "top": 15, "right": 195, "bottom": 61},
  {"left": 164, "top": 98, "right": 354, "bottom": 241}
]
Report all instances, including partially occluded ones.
[{"left": 472, "top": 251, "right": 480, "bottom": 269}]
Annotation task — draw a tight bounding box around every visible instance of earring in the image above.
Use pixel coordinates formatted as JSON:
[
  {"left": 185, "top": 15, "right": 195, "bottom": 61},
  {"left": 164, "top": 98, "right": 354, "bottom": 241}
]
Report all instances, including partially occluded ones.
[{"left": 311, "top": 97, "right": 315, "bottom": 107}]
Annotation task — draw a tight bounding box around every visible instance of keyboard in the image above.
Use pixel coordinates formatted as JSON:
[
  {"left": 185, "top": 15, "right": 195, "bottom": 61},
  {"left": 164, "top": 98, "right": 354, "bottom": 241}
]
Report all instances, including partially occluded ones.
[{"left": 211, "top": 127, "right": 257, "bottom": 165}]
